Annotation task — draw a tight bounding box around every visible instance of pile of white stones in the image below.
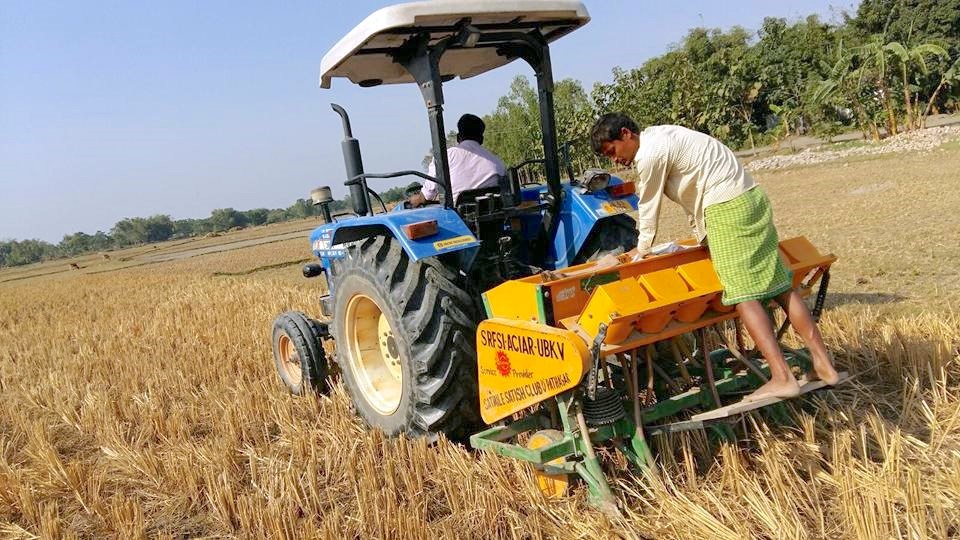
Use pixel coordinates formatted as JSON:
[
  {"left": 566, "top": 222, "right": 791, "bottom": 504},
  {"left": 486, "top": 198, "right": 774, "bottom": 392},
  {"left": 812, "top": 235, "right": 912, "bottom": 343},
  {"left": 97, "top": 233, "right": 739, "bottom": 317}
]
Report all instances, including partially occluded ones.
[{"left": 745, "top": 125, "right": 960, "bottom": 171}]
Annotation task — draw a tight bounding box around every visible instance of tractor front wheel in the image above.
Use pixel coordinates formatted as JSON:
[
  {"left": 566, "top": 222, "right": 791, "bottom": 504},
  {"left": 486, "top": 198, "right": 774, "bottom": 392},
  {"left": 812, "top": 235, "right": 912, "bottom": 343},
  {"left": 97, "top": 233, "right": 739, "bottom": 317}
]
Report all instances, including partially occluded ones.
[
  {"left": 331, "top": 235, "right": 481, "bottom": 440},
  {"left": 271, "top": 311, "right": 330, "bottom": 395}
]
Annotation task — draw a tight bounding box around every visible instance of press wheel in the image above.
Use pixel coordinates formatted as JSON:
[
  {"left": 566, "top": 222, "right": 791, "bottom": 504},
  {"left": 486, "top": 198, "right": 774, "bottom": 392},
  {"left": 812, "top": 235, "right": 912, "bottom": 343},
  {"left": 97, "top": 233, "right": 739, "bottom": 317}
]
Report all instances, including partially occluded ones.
[{"left": 526, "top": 429, "right": 570, "bottom": 498}]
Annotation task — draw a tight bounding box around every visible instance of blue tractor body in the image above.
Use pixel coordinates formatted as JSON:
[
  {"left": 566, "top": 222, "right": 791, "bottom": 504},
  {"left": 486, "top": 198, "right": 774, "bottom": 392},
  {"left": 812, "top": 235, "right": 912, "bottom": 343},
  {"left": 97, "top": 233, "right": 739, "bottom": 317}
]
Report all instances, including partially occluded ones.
[
  {"left": 273, "top": 1, "right": 645, "bottom": 441},
  {"left": 310, "top": 206, "right": 480, "bottom": 267},
  {"left": 309, "top": 177, "right": 639, "bottom": 289},
  {"left": 544, "top": 177, "right": 639, "bottom": 268}
]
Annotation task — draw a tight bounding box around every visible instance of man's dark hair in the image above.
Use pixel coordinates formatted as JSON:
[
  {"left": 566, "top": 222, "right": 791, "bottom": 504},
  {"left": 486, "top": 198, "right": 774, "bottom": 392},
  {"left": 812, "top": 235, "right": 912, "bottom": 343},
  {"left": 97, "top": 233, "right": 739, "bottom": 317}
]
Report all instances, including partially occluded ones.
[
  {"left": 590, "top": 113, "right": 639, "bottom": 154},
  {"left": 457, "top": 113, "right": 485, "bottom": 143}
]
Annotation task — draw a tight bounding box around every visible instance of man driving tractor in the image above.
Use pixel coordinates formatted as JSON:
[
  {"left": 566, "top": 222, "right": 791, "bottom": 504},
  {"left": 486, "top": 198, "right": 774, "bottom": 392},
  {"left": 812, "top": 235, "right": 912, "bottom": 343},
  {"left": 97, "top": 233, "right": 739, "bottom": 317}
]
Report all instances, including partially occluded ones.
[
  {"left": 409, "top": 113, "right": 506, "bottom": 207},
  {"left": 590, "top": 113, "right": 842, "bottom": 401}
]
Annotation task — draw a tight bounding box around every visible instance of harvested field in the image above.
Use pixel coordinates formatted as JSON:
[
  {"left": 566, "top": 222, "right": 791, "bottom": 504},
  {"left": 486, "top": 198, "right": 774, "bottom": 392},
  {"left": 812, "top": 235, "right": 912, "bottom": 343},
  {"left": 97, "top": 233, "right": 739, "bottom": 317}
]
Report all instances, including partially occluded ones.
[{"left": 1, "top": 147, "right": 958, "bottom": 538}]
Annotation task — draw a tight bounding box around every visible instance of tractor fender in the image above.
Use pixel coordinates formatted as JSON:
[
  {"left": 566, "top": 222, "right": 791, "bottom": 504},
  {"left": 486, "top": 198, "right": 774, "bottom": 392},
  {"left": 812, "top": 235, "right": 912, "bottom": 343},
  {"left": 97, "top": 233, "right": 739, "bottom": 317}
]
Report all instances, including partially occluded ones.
[
  {"left": 309, "top": 206, "right": 479, "bottom": 267},
  {"left": 549, "top": 176, "right": 639, "bottom": 268}
]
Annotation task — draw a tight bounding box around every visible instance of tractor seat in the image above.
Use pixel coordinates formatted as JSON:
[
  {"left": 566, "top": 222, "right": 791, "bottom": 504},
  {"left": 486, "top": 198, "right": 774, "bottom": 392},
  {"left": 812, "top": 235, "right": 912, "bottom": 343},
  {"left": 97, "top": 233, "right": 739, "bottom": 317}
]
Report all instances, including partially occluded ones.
[{"left": 455, "top": 185, "right": 502, "bottom": 207}]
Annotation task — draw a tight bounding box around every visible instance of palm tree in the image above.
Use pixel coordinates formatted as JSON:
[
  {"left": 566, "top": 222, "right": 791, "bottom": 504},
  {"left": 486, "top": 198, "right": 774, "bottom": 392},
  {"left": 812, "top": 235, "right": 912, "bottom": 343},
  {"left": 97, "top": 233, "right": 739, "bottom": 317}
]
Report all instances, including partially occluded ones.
[{"left": 884, "top": 41, "right": 949, "bottom": 130}]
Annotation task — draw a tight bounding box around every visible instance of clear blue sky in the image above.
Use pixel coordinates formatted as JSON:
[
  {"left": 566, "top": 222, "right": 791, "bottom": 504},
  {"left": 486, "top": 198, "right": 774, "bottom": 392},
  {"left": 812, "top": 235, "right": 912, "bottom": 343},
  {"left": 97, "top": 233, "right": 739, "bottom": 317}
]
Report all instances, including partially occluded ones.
[{"left": 0, "top": 0, "right": 855, "bottom": 242}]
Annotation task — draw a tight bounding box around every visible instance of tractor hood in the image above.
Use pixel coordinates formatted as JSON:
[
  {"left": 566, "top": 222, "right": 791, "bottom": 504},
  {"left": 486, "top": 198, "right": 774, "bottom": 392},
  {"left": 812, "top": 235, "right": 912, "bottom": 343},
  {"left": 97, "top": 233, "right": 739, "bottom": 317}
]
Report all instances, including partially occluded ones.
[{"left": 319, "top": 0, "right": 590, "bottom": 89}]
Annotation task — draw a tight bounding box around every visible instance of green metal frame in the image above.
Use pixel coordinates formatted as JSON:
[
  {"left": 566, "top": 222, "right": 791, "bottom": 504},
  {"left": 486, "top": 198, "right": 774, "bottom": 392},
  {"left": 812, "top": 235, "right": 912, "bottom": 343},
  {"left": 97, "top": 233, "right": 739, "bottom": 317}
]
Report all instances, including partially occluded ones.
[{"left": 470, "top": 345, "right": 813, "bottom": 508}]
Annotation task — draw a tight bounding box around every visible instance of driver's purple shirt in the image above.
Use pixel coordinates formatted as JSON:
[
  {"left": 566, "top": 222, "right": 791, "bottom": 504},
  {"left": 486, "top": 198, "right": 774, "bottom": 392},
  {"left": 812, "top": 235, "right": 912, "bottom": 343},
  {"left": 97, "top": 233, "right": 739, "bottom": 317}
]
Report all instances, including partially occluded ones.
[{"left": 423, "top": 140, "right": 506, "bottom": 203}]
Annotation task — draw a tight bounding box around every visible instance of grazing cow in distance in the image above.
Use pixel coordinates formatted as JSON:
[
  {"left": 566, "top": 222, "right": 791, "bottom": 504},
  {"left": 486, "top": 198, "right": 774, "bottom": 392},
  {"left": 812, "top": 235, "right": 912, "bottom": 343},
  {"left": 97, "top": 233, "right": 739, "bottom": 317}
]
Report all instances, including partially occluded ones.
[{"left": 69, "top": 263, "right": 81, "bottom": 270}]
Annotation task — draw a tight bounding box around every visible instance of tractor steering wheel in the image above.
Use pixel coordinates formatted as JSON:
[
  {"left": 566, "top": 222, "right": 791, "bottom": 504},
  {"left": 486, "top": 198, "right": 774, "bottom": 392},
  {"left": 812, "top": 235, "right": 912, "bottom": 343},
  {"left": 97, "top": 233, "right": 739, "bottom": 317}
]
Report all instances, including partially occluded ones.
[{"left": 403, "top": 183, "right": 441, "bottom": 209}]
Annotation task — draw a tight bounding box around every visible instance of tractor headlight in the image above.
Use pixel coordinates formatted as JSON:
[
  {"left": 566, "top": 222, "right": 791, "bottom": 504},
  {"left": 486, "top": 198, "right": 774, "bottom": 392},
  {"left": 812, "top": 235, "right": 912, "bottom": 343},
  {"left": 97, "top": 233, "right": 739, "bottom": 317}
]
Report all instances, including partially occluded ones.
[{"left": 581, "top": 169, "right": 611, "bottom": 192}]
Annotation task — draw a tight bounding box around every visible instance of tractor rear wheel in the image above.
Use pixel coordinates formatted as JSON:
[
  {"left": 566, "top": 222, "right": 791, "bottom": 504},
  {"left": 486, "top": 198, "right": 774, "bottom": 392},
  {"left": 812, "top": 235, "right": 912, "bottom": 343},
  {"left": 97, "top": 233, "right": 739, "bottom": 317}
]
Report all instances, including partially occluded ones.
[
  {"left": 572, "top": 214, "right": 639, "bottom": 264},
  {"left": 272, "top": 311, "right": 330, "bottom": 395},
  {"left": 331, "top": 235, "right": 481, "bottom": 440}
]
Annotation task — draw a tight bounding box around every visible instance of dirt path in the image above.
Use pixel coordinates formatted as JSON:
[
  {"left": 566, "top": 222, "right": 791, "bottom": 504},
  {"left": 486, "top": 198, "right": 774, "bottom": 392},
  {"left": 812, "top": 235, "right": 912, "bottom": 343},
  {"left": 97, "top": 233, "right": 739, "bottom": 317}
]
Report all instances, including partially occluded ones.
[{"left": 138, "top": 229, "right": 311, "bottom": 263}]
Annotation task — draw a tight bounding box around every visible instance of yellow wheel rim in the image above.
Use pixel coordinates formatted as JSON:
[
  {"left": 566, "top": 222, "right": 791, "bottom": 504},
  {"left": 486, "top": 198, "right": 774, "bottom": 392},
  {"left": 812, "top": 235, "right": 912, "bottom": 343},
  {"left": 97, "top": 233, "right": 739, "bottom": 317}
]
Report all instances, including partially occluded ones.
[
  {"left": 527, "top": 430, "right": 570, "bottom": 498},
  {"left": 277, "top": 333, "right": 303, "bottom": 387},
  {"left": 344, "top": 293, "right": 403, "bottom": 414}
]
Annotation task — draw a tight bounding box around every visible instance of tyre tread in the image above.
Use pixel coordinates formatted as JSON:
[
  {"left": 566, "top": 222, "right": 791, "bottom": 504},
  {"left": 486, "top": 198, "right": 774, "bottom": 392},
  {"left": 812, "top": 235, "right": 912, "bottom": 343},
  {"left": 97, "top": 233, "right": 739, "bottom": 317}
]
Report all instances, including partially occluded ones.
[{"left": 331, "top": 235, "right": 481, "bottom": 440}]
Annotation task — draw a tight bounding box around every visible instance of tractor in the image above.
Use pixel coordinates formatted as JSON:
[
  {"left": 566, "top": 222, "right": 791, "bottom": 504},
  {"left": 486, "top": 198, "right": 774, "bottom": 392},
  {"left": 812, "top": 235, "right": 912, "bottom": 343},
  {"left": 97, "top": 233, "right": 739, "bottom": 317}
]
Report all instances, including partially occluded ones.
[{"left": 271, "top": 0, "right": 844, "bottom": 509}]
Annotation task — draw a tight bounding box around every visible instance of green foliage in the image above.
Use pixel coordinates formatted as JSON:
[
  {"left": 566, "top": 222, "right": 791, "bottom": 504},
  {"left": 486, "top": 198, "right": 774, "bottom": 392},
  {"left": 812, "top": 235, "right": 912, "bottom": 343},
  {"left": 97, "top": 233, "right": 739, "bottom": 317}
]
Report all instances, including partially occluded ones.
[
  {"left": 377, "top": 182, "right": 422, "bottom": 205},
  {"left": 109, "top": 215, "right": 176, "bottom": 247},
  {"left": 59, "top": 231, "right": 113, "bottom": 256},
  {"left": 484, "top": 76, "right": 541, "bottom": 167},
  {"left": 0, "top": 239, "right": 60, "bottom": 267},
  {"left": 753, "top": 16, "right": 834, "bottom": 109},
  {"left": 144, "top": 215, "right": 174, "bottom": 242},
  {"left": 283, "top": 200, "right": 314, "bottom": 221},
  {"left": 553, "top": 78, "right": 596, "bottom": 167},
  {"left": 484, "top": 76, "right": 596, "bottom": 173},
  {"left": 751, "top": 16, "right": 836, "bottom": 139},
  {"left": 593, "top": 27, "right": 765, "bottom": 147},
  {"left": 207, "top": 208, "right": 247, "bottom": 232},
  {"left": 852, "top": 0, "right": 960, "bottom": 56},
  {"left": 244, "top": 208, "right": 270, "bottom": 226},
  {"left": 849, "top": 0, "right": 960, "bottom": 111},
  {"left": 265, "top": 209, "right": 288, "bottom": 224},
  {"left": 490, "top": 4, "right": 958, "bottom": 159}
]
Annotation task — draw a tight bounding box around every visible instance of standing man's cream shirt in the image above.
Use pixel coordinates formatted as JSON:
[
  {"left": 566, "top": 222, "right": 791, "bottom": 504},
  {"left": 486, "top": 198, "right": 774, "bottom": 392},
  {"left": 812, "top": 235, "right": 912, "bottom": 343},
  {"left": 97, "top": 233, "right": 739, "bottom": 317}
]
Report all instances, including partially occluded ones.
[
  {"left": 423, "top": 140, "right": 506, "bottom": 203},
  {"left": 632, "top": 125, "right": 756, "bottom": 255}
]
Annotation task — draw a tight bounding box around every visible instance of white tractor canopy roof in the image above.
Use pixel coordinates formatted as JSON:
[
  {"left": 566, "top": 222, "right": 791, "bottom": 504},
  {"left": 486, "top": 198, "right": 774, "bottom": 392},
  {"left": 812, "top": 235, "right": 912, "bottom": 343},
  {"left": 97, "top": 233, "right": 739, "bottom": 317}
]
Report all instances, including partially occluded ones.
[{"left": 319, "top": 1, "right": 590, "bottom": 89}]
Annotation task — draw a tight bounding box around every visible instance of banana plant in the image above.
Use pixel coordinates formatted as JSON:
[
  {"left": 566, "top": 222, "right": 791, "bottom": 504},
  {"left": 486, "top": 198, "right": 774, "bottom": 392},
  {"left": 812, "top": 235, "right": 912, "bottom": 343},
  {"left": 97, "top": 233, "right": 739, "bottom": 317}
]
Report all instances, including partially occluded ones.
[
  {"left": 854, "top": 36, "right": 900, "bottom": 136},
  {"left": 884, "top": 41, "right": 949, "bottom": 130},
  {"left": 920, "top": 55, "right": 960, "bottom": 128},
  {"left": 810, "top": 40, "right": 881, "bottom": 141}
]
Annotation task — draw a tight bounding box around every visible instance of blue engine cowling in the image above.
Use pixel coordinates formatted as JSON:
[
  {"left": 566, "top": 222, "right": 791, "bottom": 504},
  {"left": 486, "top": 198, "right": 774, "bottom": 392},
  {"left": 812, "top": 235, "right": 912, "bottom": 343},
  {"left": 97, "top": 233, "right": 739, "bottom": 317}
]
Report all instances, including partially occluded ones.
[
  {"left": 542, "top": 176, "right": 639, "bottom": 268},
  {"left": 309, "top": 175, "right": 638, "bottom": 292},
  {"left": 310, "top": 205, "right": 479, "bottom": 270}
]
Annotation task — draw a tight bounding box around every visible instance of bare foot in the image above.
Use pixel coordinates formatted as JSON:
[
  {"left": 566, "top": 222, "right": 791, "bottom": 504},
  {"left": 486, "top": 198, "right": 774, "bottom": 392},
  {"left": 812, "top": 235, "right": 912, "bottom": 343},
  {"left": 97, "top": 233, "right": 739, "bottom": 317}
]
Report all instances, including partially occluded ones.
[
  {"left": 743, "top": 377, "right": 801, "bottom": 402},
  {"left": 803, "top": 355, "right": 841, "bottom": 386}
]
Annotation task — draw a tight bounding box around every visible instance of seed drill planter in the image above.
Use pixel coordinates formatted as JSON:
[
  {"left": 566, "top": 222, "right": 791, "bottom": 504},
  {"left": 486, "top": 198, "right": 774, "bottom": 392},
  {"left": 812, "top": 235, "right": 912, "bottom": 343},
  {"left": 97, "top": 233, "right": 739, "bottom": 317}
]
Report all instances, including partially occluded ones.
[{"left": 470, "top": 237, "right": 840, "bottom": 507}]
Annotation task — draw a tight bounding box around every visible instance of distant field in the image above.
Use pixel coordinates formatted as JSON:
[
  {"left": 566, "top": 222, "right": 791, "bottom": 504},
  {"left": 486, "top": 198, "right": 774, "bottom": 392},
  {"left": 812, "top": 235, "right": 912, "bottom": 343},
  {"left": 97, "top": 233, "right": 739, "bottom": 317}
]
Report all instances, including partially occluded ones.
[
  {"left": 1, "top": 148, "right": 958, "bottom": 538},
  {"left": 0, "top": 218, "right": 320, "bottom": 285}
]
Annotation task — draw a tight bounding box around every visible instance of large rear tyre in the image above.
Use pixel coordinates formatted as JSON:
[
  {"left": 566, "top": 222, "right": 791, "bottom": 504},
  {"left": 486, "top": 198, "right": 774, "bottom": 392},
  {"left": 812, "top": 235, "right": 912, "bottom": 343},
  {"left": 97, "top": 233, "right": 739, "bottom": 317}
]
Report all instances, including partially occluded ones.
[
  {"left": 272, "top": 311, "right": 330, "bottom": 395},
  {"left": 572, "top": 214, "right": 639, "bottom": 264},
  {"left": 330, "top": 235, "right": 481, "bottom": 440}
]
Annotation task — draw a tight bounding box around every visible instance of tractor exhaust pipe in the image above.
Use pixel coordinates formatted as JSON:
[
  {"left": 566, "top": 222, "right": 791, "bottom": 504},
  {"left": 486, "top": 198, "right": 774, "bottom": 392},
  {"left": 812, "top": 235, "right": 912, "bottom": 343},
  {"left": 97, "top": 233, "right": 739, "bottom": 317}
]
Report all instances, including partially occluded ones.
[{"left": 330, "top": 103, "right": 369, "bottom": 216}]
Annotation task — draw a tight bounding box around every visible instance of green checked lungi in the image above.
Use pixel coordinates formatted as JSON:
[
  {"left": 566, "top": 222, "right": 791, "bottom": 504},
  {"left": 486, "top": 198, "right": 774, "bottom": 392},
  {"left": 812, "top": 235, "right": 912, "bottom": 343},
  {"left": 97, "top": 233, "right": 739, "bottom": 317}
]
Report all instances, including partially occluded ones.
[{"left": 704, "top": 186, "right": 793, "bottom": 306}]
